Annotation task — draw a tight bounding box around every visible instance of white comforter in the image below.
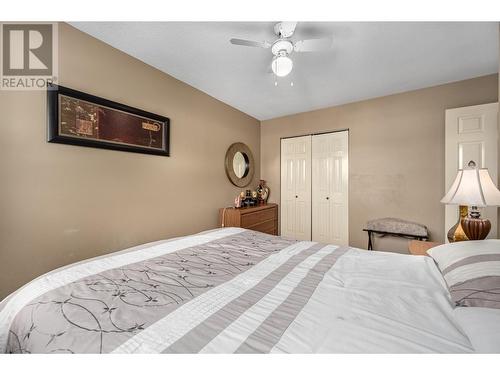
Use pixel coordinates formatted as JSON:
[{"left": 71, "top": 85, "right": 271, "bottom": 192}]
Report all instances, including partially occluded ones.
[{"left": 270, "top": 247, "right": 472, "bottom": 353}]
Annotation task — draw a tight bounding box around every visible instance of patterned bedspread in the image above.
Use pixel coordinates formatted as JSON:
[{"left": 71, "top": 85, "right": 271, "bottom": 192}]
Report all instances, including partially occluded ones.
[{"left": 0, "top": 228, "right": 474, "bottom": 353}]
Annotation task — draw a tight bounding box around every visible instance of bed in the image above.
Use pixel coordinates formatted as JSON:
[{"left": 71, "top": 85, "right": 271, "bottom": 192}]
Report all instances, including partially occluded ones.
[{"left": 0, "top": 228, "right": 485, "bottom": 353}]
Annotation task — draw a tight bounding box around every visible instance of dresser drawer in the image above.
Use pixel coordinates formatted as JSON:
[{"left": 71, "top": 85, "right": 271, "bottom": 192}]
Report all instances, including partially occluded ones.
[
  {"left": 219, "top": 204, "right": 278, "bottom": 234},
  {"left": 241, "top": 207, "right": 276, "bottom": 228},
  {"left": 246, "top": 219, "right": 276, "bottom": 234}
]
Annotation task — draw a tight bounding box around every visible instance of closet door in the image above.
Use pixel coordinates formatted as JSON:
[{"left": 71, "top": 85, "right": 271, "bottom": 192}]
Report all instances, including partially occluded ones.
[
  {"left": 312, "top": 131, "right": 349, "bottom": 245},
  {"left": 280, "top": 136, "right": 311, "bottom": 240}
]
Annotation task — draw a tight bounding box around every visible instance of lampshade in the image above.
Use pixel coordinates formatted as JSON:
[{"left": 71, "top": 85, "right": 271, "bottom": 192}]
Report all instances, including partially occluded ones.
[
  {"left": 441, "top": 165, "right": 500, "bottom": 207},
  {"left": 271, "top": 55, "right": 293, "bottom": 77}
]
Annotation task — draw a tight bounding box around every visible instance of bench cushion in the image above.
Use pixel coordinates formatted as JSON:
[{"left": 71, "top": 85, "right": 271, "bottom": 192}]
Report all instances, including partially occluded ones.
[{"left": 366, "top": 217, "right": 428, "bottom": 237}]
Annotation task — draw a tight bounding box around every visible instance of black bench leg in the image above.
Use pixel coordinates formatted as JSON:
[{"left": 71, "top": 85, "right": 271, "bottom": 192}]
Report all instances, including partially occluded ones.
[{"left": 367, "top": 231, "right": 373, "bottom": 250}]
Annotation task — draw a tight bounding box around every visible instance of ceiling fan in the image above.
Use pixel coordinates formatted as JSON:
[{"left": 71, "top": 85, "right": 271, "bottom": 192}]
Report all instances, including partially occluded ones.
[{"left": 230, "top": 22, "right": 333, "bottom": 79}]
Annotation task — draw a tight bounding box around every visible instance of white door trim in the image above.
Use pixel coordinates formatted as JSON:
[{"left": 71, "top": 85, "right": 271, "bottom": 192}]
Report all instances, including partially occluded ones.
[{"left": 445, "top": 103, "right": 498, "bottom": 241}]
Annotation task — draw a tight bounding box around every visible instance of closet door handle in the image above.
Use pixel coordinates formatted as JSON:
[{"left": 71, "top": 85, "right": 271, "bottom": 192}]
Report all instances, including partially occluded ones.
[
  {"left": 326, "top": 197, "right": 329, "bottom": 200},
  {"left": 295, "top": 195, "right": 298, "bottom": 198}
]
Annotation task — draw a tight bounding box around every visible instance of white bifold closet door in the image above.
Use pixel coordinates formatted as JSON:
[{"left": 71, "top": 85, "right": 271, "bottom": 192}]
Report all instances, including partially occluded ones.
[
  {"left": 312, "top": 132, "right": 349, "bottom": 245},
  {"left": 280, "top": 136, "right": 312, "bottom": 241},
  {"left": 280, "top": 131, "right": 349, "bottom": 245}
]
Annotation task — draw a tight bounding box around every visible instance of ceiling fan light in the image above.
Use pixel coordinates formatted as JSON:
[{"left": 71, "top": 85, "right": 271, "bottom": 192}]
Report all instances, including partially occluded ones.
[{"left": 272, "top": 56, "right": 293, "bottom": 77}]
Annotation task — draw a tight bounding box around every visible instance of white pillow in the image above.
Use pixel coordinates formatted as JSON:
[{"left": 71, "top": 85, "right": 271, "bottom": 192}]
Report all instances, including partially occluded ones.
[
  {"left": 454, "top": 307, "right": 500, "bottom": 353},
  {"left": 427, "top": 240, "right": 500, "bottom": 308}
]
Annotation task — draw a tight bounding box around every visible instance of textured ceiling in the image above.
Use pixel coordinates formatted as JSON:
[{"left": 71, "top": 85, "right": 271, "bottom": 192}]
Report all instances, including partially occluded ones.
[{"left": 71, "top": 22, "right": 498, "bottom": 120}]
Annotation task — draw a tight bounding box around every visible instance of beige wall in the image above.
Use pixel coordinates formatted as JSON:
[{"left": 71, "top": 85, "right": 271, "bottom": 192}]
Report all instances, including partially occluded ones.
[
  {"left": 0, "top": 23, "right": 260, "bottom": 299},
  {"left": 261, "top": 75, "right": 498, "bottom": 252}
]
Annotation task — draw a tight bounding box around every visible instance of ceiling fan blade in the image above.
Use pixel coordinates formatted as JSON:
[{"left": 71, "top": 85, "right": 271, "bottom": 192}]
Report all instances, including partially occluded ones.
[
  {"left": 230, "top": 38, "right": 271, "bottom": 48},
  {"left": 294, "top": 37, "right": 333, "bottom": 52}
]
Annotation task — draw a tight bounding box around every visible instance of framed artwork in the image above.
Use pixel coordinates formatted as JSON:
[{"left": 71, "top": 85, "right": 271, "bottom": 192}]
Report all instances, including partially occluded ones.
[{"left": 47, "top": 85, "right": 170, "bottom": 156}]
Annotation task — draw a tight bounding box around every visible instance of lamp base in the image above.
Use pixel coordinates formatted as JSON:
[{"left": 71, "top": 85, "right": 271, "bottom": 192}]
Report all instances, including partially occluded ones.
[
  {"left": 461, "top": 217, "right": 491, "bottom": 240},
  {"left": 447, "top": 205, "right": 469, "bottom": 242}
]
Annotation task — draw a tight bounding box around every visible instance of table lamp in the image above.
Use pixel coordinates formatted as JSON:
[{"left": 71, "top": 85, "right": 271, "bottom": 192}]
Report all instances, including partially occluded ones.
[{"left": 441, "top": 160, "right": 500, "bottom": 240}]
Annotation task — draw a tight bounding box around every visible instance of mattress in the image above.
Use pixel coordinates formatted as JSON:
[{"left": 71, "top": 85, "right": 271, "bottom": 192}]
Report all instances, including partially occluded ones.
[{"left": 0, "top": 228, "right": 473, "bottom": 353}]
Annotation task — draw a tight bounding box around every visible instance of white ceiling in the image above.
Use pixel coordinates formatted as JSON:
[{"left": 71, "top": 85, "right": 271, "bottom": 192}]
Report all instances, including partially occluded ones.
[{"left": 71, "top": 22, "right": 498, "bottom": 120}]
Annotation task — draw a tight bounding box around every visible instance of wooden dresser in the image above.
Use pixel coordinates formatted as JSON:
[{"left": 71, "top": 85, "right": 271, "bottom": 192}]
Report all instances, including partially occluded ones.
[{"left": 218, "top": 203, "right": 278, "bottom": 235}]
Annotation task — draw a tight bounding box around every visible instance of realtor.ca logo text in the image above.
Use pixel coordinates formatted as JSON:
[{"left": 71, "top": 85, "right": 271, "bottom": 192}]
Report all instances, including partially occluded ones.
[{"left": 1, "top": 22, "right": 58, "bottom": 90}]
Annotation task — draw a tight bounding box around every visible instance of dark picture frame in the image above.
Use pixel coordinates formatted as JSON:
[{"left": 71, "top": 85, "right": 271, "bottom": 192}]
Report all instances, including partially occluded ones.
[{"left": 47, "top": 85, "right": 170, "bottom": 156}]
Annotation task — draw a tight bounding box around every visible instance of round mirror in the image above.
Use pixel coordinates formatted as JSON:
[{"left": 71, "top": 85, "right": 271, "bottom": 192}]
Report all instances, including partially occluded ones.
[
  {"left": 225, "top": 142, "right": 254, "bottom": 187},
  {"left": 232, "top": 151, "right": 249, "bottom": 178}
]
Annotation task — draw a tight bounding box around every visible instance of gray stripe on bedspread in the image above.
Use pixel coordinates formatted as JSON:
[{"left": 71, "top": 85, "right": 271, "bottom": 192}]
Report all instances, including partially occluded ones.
[
  {"left": 235, "top": 246, "right": 349, "bottom": 354},
  {"left": 162, "top": 243, "right": 326, "bottom": 353}
]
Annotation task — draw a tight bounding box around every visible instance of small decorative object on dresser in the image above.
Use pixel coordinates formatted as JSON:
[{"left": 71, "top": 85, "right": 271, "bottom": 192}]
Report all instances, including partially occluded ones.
[
  {"left": 241, "top": 189, "right": 257, "bottom": 207},
  {"left": 256, "top": 179, "right": 270, "bottom": 204},
  {"left": 219, "top": 203, "right": 278, "bottom": 235},
  {"left": 234, "top": 193, "right": 243, "bottom": 208},
  {"left": 408, "top": 240, "right": 442, "bottom": 256}
]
